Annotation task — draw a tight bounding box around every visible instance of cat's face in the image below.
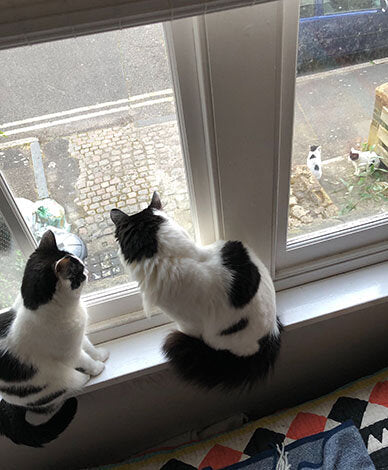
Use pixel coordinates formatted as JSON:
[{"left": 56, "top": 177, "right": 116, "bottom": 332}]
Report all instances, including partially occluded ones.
[
  {"left": 21, "top": 230, "right": 87, "bottom": 310},
  {"left": 110, "top": 192, "right": 165, "bottom": 265},
  {"left": 309, "top": 145, "right": 321, "bottom": 156},
  {"left": 349, "top": 148, "right": 360, "bottom": 161}
]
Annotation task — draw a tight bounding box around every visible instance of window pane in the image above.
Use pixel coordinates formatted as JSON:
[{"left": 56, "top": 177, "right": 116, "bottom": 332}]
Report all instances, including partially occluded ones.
[
  {"left": 288, "top": 8, "right": 388, "bottom": 241},
  {"left": 323, "top": 1, "right": 381, "bottom": 15},
  {"left": 0, "top": 211, "right": 26, "bottom": 309},
  {"left": 300, "top": 0, "right": 315, "bottom": 18},
  {"left": 0, "top": 24, "right": 193, "bottom": 294}
]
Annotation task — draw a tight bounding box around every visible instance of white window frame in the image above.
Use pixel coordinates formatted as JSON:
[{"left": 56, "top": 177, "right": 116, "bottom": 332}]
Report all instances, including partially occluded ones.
[
  {"left": 170, "top": 1, "right": 282, "bottom": 271},
  {"left": 0, "top": 10, "right": 222, "bottom": 340},
  {"left": 171, "top": 0, "right": 388, "bottom": 289},
  {"left": 274, "top": 0, "right": 388, "bottom": 287},
  {"left": 1, "top": 0, "right": 388, "bottom": 342}
]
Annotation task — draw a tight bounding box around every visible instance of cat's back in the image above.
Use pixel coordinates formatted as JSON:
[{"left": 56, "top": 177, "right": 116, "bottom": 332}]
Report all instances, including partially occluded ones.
[
  {"left": 199, "top": 239, "right": 277, "bottom": 356},
  {"left": 219, "top": 241, "right": 261, "bottom": 308},
  {"left": 182, "top": 239, "right": 264, "bottom": 289},
  {"left": 179, "top": 239, "right": 268, "bottom": 309}
]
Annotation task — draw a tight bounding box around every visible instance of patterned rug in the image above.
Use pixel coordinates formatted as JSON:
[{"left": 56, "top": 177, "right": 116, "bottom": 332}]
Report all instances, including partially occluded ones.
[{"left": 91, "top": 368, "right": 388, "bottom": 470}]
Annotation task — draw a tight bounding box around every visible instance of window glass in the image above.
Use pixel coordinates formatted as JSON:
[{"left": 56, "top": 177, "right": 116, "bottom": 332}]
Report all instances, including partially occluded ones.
[
  {"left": 323, "top": 0, "right": 381, "bottom": 14},
  {"left": 300, "top": 0, "right": 316, "bottom": 18},
  {"left": 289, "top": 6, "right": 388, "bottom": 240},
  {"left": 0, "top": 24, "right": 193, "bottom": 294},
  {"left": 0, "top": 211, "right": 26, "bottom": 309}
]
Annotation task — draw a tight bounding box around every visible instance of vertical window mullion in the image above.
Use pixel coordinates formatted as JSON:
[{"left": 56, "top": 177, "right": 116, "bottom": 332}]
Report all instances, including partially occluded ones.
[
  {"left": 202, "top": 2, "right": 281, "bottom": 269},
  {"left": 0, "top": 172, "right": 36, "bottom": 259},
  {"left": 274, "top": 0, "right": 300, "bottom": 272},
  {"left": 274, "top": 0, "right": 388, "bottom": 287},
  {"left": 166, "top": 17, "right": 222, "bottom": 246}
]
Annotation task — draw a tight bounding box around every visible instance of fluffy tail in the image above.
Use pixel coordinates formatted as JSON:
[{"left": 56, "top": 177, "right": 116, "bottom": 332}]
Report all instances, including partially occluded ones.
[
  {"left": 0, "top": 397, "right": 78, "bottom": 447},
  {"left": 163, "top": 320, "right": 282, "bottom": 390}
]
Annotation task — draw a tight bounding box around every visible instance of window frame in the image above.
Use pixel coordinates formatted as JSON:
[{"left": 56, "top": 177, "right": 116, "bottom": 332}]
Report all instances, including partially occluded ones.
[
  {"left": 0, "top": 172, "right": 36, "bottom": 260},
  {"left": 1, "top": 0, "right": 388, "bottom": 340},
  {"left": 274, "top": 0, "right": 388, "bottom": 288},
  {"left": 171, "top": 0, "right": 388, "bottom": 289},
  {"left": 173, "top": 1, "right": 282, "bottom": 271},
  {"left": 0, "top": 14, "right": 221, "bottom": 337}
]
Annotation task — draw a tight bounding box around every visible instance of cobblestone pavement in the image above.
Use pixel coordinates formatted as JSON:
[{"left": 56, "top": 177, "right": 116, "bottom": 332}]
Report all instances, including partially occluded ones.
[
  {"left": 0, "top": 119, "right": 193, "bottom": 295},
  {"left": 67, "top": 120, "right": 193, "bottom": 291},
  {"left": 69, "top": 121, "right": 192, "bottom": 243}
]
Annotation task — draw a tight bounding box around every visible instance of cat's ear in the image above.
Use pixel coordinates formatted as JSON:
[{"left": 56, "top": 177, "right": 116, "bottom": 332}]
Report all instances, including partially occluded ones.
[
  {"left": 149, "top": 191, "right": 162, "bottom": 210},
  {"left": 110, "top": 208, "right": 130, "bottom": 226},
  {"left": 38, "top": 230, "right": 58, "bottom": 251},
  {"left": 317, "top": 145, "right": 321, "bottom": 151}
]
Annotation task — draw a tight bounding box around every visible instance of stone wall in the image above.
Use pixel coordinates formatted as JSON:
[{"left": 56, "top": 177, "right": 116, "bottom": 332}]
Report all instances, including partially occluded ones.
[{"left": 68, "top": 121, "right": 193, "bottom": 248}]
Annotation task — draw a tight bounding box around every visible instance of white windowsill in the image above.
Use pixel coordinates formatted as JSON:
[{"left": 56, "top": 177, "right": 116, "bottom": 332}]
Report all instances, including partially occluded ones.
[{"left": 82, "top": 261, "right": 388, "bottom": 395}]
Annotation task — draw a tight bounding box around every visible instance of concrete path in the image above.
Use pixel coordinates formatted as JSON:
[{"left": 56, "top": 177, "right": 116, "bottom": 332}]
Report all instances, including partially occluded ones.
[{"left": 293, "top": 58, "right": 388, "bottom": 166}]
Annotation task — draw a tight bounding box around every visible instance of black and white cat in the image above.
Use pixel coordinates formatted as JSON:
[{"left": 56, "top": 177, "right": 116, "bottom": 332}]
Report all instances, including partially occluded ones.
[
  {"left": 349, "top": 148, "right": 388, "bottom": 175},
  {"left": 307, "top": 145, "right": 322, "bottom": 179},
  {"left": 110, "top": 193, "right": 282, "bottom": 389},
  {"left": 0, "top": 230, "right": 109, "bottom": 447}
]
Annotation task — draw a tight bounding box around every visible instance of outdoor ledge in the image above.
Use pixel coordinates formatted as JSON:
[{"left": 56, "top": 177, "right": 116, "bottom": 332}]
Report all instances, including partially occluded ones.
[{"left": 81, "top": 260, "right": 388, "bottom": 395}]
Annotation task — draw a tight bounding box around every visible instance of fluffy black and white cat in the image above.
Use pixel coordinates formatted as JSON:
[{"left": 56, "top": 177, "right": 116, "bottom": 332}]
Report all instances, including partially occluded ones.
[
  {"left": 0, "top": 230, "right": 109, "bottom": 447},
  {"left": 110, "top": 193, "right": 282, "bottom": 389},
  {"left": 349, "top": 148, "right": 388, "bottom": 175}
]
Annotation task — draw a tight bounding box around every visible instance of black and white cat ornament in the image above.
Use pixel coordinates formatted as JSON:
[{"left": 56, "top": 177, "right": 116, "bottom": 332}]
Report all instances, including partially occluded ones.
[{"left": 111, "top": 192, "right": 282, "bottom": 389}]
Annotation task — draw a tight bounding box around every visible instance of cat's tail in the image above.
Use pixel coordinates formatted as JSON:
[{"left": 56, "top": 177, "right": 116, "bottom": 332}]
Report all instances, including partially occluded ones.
[
  {"left": 163, "top": 320, "right": 283, "bottom": 390},
  {"left": 0, "top": 397, "right": 78, "bottom": 447}
]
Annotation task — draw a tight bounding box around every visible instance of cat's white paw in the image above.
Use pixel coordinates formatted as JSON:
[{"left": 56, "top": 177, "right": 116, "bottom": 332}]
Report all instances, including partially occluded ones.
[
  {"left": 95, "top": 348, "right": 110, "bottom": 362},
  {"left": 89, "top": 360, "right": 105, "bottom": 377},
  {"left": 74, "top": 370, "right": 91, "bottom": 388},
  {"left": 82, "top": 374, "right": 91, "bottom": 386}
]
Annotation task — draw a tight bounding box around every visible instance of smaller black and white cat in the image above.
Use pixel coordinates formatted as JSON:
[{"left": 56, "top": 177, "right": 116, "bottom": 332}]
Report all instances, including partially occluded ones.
[
  {"left": 0, "top": 230, "right": 109, "bottom": 447},
  {"left": 111, "top": 193, "right": 282, "bottom": 389},
  {"left": 307, "top": 145, "right": 322, "bottom": 179},
  {"left": 349, "top": 147, "right": 388, "bottom": 175}
]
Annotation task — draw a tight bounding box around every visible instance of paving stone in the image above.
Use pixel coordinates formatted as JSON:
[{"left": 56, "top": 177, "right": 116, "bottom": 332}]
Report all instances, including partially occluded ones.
[{"left": 67, "top": 121, "right": 193, "bottom": 286}]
